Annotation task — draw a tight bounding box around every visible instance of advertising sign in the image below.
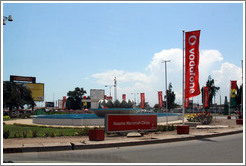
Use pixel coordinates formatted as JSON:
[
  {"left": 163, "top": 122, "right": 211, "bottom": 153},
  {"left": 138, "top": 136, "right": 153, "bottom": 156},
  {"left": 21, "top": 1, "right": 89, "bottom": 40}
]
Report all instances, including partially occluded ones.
[
  {"left": 62, "top": 96, "right": 66, "bottom": 110},
  {"left": 26, "top": 83, "right": 44, "bottom": 101},
  {"left": 185, "top": 30, "right": 201, "bottom": 100},
  {"left": 45, "top": 102, "right": 54, "bottom": 108},
  {"left": 105, "top": 114, "right": 157, "bottom": 133},
  {"left": 58, "top": 100, "right": 63, "bottom": 109},
  {"left": 10, "top": 75, "right": 36, "bottom": 83}
]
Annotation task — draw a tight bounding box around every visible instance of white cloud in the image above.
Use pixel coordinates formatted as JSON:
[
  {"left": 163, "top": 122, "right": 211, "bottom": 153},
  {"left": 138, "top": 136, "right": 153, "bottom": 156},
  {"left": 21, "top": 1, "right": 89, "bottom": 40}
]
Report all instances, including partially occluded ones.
[{"left": 91, "top": 49, "right": 242, "bottom": 106}]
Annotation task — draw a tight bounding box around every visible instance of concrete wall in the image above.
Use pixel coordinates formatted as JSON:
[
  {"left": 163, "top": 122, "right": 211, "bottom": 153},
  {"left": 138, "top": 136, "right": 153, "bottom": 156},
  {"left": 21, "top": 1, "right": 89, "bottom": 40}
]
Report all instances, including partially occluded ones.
[{"left": 33, "top": 114, "right": 182, "bottom": 126}]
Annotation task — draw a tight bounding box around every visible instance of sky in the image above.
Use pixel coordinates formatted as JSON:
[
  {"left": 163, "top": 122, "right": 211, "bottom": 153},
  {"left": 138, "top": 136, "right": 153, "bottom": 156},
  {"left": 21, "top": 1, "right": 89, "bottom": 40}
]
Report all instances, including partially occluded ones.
[{"left": 2, "top": 1, "right": 245, "bottom": 107}]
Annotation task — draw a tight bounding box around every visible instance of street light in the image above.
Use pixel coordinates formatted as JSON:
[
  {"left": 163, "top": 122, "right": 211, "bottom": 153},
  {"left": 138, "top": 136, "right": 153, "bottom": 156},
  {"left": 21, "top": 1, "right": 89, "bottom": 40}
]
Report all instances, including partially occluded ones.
[
  {"left": 105, "top": 85, "right": 113, "bottom": 98},
  {"left": 3, "top": 15, "right": 13, "bottom": 25},
  {"left": 161, "top": 60, "right": 171, "bottom": 125}
]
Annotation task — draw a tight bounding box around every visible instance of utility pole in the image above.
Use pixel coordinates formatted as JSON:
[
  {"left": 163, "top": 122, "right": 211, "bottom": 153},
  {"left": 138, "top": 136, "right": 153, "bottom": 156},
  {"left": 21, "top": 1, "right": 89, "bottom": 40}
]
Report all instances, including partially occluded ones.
[{"left": 162, "top": 60, "right": 171, "bottom": 125}]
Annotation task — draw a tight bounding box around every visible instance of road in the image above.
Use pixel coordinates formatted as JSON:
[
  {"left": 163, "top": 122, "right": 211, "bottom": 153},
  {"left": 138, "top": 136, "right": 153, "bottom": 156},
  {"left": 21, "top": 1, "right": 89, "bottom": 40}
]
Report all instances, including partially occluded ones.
[{"left": 3, "top": 133, "right": 243, "bottom": 163}]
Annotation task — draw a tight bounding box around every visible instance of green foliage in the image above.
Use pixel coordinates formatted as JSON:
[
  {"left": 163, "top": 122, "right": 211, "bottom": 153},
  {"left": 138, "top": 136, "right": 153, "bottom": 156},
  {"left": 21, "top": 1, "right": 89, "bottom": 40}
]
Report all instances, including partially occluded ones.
[
  {"left": 3, "top": 116, "right": 10, "bottom": 121},
  {"left": 66, "top": 87, "right": 87, "bottom": 110},
  {"left": 201, "top": 76, "right": 220, "bottom": 108},
  {"left": 3, "top": 130, "right": 10, "bottom": 139},
  {"left": 22, "top": 131, "right": 27, "bottom": 138},
  {"left": 31, "top": 129, "right": 37, "bottom": 137},
  {"left": 76, "top": 127, "right": 90, "bottom": 136},
  {"left": 164, "top": 83, "right": 177, "bottom": 110},
  {"left": 3, "top": 81, "right": 35, "bottom": 117}
]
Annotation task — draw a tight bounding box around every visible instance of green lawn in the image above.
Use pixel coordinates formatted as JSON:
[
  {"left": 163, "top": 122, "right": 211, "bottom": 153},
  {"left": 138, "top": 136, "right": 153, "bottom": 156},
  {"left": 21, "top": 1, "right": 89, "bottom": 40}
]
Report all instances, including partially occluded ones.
[{"left": 3, "top": 124, "right": 92, "bottom": 138}]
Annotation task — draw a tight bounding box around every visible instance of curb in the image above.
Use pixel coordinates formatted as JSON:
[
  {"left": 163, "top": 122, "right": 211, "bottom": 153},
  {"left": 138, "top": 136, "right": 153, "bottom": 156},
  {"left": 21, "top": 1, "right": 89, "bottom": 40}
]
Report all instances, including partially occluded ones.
[{"left": 3, "top": 129, "right": 243, "bottom": 153}]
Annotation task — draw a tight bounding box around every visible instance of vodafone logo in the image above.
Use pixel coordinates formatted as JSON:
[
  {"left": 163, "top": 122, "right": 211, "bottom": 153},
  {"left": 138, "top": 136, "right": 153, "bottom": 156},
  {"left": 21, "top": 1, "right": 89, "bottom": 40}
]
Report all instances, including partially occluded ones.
[{"left": 188, "top": 35, "right": 197, "bottom": 45}]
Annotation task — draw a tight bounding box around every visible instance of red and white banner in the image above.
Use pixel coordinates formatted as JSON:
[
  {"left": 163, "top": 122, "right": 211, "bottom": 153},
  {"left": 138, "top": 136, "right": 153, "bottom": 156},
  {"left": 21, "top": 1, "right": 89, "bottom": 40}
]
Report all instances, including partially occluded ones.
[
  {"left": 106, "top": 114, "right": 157, "bottom": 133},
  {"left": 185, "top": 98, "right": 189, "bottom": 108},
  {"left": 158, "top": 91, "right": 163, "bottom": 109},
  {"left": 185, "top": 30, "right": 201, "bottom": 100},
  {"left": 203, "top": 86, "right": 209, "bottom": 108},
  {"left": 62, "top": 96, "right": 66, "bottom": 110},
  {"left": 141, "top": 93, "right": 145, "bottom": 109},
  {"left": 122, "top": 94, "right": 126, "bottom": 100}
]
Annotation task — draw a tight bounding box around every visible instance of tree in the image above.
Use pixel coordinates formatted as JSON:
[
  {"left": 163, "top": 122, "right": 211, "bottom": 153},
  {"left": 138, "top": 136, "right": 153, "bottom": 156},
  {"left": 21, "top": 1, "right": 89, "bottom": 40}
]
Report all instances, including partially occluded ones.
[
  {"left": 3, "top": 81, "right": 35, "bottom": 117},
  {"left": 236, "top": 85, "right": 243, "bottom": 109},
  {"left": 66, "top": 87, "right": 86, "bottom": 110},
  {"left": 164, "top": 83, "right": 176, "bottom": 110},
  {"left": 201, "top": 76, "right": 220, "bottom": 108}
]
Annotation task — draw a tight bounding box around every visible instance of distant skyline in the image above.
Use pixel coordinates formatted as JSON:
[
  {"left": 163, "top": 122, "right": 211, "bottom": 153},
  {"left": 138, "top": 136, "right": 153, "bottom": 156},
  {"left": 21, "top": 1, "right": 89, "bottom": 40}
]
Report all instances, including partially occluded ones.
[{"left": 2, "top": 1, "right": 245, "bottom": 107}]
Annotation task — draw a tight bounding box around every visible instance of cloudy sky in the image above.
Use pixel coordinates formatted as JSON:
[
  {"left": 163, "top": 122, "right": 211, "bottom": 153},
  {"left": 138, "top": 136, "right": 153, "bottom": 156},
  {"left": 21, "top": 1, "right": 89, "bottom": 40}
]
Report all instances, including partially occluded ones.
[{"left": 2, "top": 2, "right": 244, "bottom": 107}]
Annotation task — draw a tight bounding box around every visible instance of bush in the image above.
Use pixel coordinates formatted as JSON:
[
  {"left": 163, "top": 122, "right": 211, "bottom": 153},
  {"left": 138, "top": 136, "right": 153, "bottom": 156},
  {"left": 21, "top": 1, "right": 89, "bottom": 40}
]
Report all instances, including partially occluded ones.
[
  {"left": 3, "top": 116, "right": 10, "bottom": 121},
  {"left": 77, "top": 127, "right": 90, "bottom": 136},
  {"left": 31, "top": 129, "right": 37, "bottom": 137},
  {"left": 3, "top": 130, "right": 10, "bottom": 139},
  {"left": 50, "top": 132, "right": 55, "bottom": 137},
  {"left": 14, "top": 132, "right": 21, "bottom": 138},
  {"left": 44, "top": 132, "right": 50, "bottom": 137},
  {"left": 22, "top": 131, "right": 27, "bottom": 138}
]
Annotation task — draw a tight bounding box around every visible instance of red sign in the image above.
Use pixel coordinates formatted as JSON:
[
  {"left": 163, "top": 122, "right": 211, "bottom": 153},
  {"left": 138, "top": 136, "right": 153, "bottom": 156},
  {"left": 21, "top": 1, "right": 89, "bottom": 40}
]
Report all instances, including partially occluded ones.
[
  {"left": 185, "top": 30, "right": 201, "bottom": 100},
  {"left": 122, "top": 94, "right": 126, "bottom": 100},
  {"left": 106, "top": 114, "right": 157, "bottom": 133},
  {"left": 203, "top": 86, "right": 209, "bottom": 108},
  {"left": 104, "top": 95, "right": 107, "bottom": 99},
  {"left": 158, "top": 91, "right": 163, "bottom": 109},
  {"left": 140, "top": 93, "right": 145, "bottom": 109}
]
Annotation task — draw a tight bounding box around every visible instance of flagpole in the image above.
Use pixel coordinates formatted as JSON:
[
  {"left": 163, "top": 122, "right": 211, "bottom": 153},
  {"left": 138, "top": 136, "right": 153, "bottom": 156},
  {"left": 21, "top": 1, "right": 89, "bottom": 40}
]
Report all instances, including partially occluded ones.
[{"left": 182, "top": 29, "right": 185, "bottom": 125}]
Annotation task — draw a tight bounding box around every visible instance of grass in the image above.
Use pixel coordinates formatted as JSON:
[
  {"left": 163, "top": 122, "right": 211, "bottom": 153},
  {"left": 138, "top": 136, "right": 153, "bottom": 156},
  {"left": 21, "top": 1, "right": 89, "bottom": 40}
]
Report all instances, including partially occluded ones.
[{"left": 3, "top": 124, "right": 91, "bottom": 138}]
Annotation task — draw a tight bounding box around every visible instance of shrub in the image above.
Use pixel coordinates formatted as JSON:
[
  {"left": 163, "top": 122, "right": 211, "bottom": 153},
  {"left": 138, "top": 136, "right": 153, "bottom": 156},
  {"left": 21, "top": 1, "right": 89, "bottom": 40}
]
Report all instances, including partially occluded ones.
[
  {"left": 14, "top": 132, "right": 21, "bottom": 138},
  {"left": 3, "top": 130, "right": 9, "bottom": 139},
  {"left": 22, "top": 131, "right": 27, "bottom": 138},
  {"left": 3, "top": 116, "right": 10, "bottom": 121},
  {"left": 31, "top": 129, "right": 37, "bottom": 138},
  {"left": 44, "top": 132, "right": 50, "bottom": 137},
  {"left": 59, "top": 132, "right": 64, "bottom": 137},
  {"left": 77, "top": 127, "right": 90, "bottom": 136},
  {"left": 50, "top": 132, "right": 55, "bottom": 137}
]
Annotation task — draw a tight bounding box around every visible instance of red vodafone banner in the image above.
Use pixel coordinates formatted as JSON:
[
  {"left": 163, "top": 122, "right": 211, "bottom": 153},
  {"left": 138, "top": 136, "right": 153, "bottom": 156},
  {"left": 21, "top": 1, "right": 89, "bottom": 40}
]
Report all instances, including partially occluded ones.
[
  {"left": 62, "top": 96, "right": 66, "bottom": 110},
  {"left": 203, "top": 86, "right": 209, "bottom": 108},
  {"left": 158, "top": 91, "right": 163, "bottom": 109},
  {"left": 185, "top": 30, "right": 201, "bottom": 100},
  {"left": 185, "top": 98, "right": 189, "bottom": 108},
  {"left": 122, "top": 94, "right": 126, "bottom": 100},
  {"left": 106, "top": 114, "right": 157, "bottom": 133},
  {"left": 141, "top": 93, "right": 145, "bottom": 109}
]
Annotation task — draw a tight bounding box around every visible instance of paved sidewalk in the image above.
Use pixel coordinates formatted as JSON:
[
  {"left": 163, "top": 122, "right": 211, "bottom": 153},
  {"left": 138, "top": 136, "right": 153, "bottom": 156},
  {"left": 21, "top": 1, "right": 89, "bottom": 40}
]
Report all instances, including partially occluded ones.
[{"left": 3, "top": 118, "right": 243, "bottom": 153}]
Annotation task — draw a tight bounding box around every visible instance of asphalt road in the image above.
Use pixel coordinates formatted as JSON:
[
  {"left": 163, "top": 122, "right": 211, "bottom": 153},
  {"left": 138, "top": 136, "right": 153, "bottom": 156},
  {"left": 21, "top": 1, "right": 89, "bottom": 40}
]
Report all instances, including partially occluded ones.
[{"left": 3, "top": 133, "right": 243, "bottom": 163}]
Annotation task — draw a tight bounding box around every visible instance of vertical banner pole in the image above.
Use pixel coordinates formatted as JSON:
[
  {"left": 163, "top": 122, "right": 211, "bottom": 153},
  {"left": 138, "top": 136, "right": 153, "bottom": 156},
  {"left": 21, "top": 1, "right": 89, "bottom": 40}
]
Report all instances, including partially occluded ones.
[{"left": 182, "top": 30, "right": 185, "bottom": 125}]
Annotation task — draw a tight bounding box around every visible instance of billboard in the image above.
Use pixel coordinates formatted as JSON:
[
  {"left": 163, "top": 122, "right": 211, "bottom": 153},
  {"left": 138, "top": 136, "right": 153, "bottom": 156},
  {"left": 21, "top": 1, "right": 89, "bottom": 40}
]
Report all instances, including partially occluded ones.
[
  {"left": 10, "top": 75, "right": 36, "bottom": 83},
  {"left": 45, "top": 102, "right": 54, "bottom": 108},
  {"left": 105, "top": 114, "right": 157, "bottom": 133},
  {"left": 26, "top": 83, "right": 44, "bottom": 101}
]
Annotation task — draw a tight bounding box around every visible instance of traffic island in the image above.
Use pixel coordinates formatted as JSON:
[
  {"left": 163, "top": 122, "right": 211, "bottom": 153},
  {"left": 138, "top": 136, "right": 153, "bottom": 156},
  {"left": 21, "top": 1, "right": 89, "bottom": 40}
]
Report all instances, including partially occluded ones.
[
  {"left": 89, "top": 129, "right": 105, "bottom": 141},
  {"left": 236, "top": 119, "right": 243, "bottom": 125},
  {"left": 177, "top": 125, "right": 189, "bottom": 134}
]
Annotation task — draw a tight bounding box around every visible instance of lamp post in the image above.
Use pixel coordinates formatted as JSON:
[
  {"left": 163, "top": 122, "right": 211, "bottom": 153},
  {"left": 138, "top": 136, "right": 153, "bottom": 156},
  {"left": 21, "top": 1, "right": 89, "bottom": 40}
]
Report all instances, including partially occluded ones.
[
  {"left": 3, "top": 15, "right": 13, "bottom": 25},
  {"left": 162, "top": 60, "right": 171, "bottom": 125},
  {"left": 105, "top": 85, "right": 113, "bottom": 98}
]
